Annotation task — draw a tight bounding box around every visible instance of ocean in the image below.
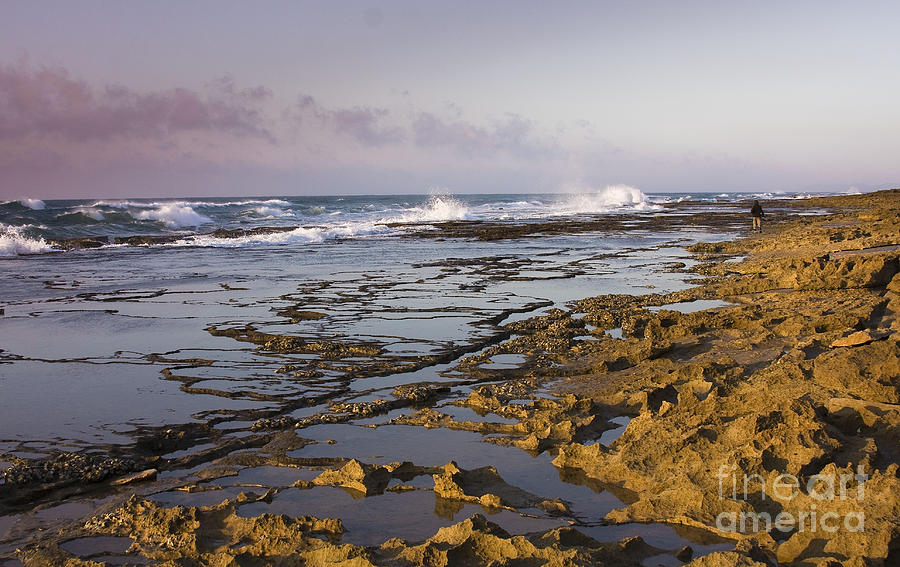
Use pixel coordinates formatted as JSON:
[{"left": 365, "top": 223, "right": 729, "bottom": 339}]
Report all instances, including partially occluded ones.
[
  {"left": 0, "top": 186, "right": 829, "bottom": 555},
  {"left": 0, "top": 186, "right": 820, "bottom": 256}
]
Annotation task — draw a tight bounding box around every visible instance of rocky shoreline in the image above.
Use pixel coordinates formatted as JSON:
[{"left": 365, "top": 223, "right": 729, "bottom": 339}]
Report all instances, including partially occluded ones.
[
  {"left": 2, "top": 190, "right": 898, "bottom": 566},
  {"left": 550, "top": 190, "right": 900, "bottom": 564}
]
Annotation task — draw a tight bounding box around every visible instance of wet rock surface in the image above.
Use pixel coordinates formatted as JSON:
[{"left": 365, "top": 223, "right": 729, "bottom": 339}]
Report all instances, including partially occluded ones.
[{"left": 2, "top": 453, "right": 145, "bottom": 487}]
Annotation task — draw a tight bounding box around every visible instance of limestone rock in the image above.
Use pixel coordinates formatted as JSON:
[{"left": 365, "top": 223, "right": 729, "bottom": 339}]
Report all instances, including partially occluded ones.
[
  {"left": 432, "top": 462, "right": 554, "bottom": 510},
  {"left": 111, "top": 468, "right": 157, "bottom": 486},
  {"left": 313, "top": 459, "right": 391, "bottom": 496},
  {"left": 830, "top": 329, "right": 886, "bottom": 348}
]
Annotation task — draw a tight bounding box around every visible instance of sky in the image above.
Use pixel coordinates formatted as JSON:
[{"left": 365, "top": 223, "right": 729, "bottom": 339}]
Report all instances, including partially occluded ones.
[{"left": 1, "top": 0, "right": 899, "bottom": 199}]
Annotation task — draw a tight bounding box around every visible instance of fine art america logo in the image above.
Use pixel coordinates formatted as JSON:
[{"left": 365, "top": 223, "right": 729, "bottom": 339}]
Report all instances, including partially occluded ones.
[{"left": 716, "top": 465, "right": 867, "bottom": 533}]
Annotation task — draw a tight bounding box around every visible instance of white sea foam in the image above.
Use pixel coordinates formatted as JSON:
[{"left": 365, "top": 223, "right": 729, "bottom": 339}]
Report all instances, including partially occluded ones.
[
  {"left": 198, "top": 198, "right": 292, "bottom": 208},
  {"left": 555, "top": 184, "right": 656, "bottom": 214},
  {"left": 172, "top": 221, "right": 395, "bottom": 248},
  {"left": 91, "top": 200, "right": 149, "bottom": 209},
  {"left": 383, "top": 195, "right": 469, "bottom": 223},
  {"left": 465, "top": 199, "right": 546, "bottom": 220},
  {"left": 136, "top": 204, "right": 211, "bottom": 228},
  {"left": 0, "top": 225, "right": 56, "bottom": 256}
]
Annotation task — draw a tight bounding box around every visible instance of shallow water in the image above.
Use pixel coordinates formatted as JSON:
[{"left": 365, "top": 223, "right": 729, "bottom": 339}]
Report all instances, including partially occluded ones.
[
  {"left": 59, "top": 537, "right": 133, "bottom": 557},
  {"left": 239, "top": 487, "right": 567, "bottom": 547},
  {"left": 597, "top": 416, "right": 632, "bottom": 446},
  {"left": 647, "top": 299, "right": 732, "bottom": 314},
  {"left": 577, "top": 522, "right": 733, "bottom": 555},
  {"left": 0, "top": 228, "right": 708, "bottom": 448}
]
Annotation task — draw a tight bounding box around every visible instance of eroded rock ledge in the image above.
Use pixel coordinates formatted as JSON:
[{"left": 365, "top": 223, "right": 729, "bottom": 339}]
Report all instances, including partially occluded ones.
[{"left": 549, "top": 189, "right": 900, "bottom": 566}]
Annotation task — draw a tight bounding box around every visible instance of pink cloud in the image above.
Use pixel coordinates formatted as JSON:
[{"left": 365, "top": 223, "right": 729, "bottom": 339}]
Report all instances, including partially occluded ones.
[
  {"left": 412, "top": 111, "right": 556, "bottom": 159},
  {"left": 295, "top": 95, "right": 405, "bottom": 146},
  {"left": 0, "top": 63, "right": 273, "bottom": 142},
  {"left": 0, "top": 62, "right": 572, "bottom": 199}
]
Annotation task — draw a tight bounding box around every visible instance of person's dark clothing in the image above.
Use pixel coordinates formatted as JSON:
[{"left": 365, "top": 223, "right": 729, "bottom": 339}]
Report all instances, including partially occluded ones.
[{"left": 751, "top": 202, "right": 764, "bottom": 218}]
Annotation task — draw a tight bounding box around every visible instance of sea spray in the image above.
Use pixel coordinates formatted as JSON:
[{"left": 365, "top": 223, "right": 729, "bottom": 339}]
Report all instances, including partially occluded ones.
[
  {"left": 0, "top": 225, "right": 56, "bottom": 256},
  {"left": 556, "top": 184, "right": 655, "bottom": 214},
  {"left": 385, "top": 195, "right": 470, "bottom": 223}
]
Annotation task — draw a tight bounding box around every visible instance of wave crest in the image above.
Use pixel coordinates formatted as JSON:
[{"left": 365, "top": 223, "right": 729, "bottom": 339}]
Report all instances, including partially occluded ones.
[
  {"left": 22, "top": 198, "right": 46, "bottom": 210},
  {"left": 136, "top": 204, "right": 211, "bottom": 228},
  {"left": 2, "top": 198, "right": 46, "bottom": 210},
  {"left": 250, "top": 206, "right": 290, "bottom": 218}
]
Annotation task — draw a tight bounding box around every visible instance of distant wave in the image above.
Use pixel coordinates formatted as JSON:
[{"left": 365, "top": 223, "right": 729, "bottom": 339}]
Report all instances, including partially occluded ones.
[
  {"left": 135, "top": 204, "right": 212, "bottom": 228},
  {"left": 1, "top": 198, "right": 46, "bottom": 210},
  {"left": 57, "top": 207, "right": 107, "bottom": 223},
  {"left": 0, "top": 225, "right": 56, "bottom": 256},
  {"left": 249, "top": 206, "right": 291, "bottom": 218},
  {"left": 54, "top": 210, "right": 105, "bottom": 224},
  {"left": 91, "top": 198, "right": 291, "bottom": 209}
]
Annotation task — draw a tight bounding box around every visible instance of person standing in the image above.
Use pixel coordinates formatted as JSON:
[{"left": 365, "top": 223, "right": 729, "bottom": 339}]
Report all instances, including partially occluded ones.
[{"left": 750, "top": 200, "right": 764, "bottom": 233}]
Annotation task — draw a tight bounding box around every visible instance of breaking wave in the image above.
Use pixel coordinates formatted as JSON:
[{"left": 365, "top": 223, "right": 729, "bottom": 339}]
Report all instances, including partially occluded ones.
[
  {"left": 135, "top": 204, "right": 211, "bottom": 228},
  {"left": 248, "top": 206, "right": 291, "bottom": 219},
  {"left": 0, "top": 225, "right": 56, "bottom": 256},
  {"left": 383, "top": 195, "right": 470, "bottom": 223},
  {"left": 555, "top": 184, "right": 656, "bottom": 214},
  {"left": 1, "top": 198, "right": 46, "bottom": 210},
  {"left": 174, "top": 222, "right": 396, "bottom": 248}
]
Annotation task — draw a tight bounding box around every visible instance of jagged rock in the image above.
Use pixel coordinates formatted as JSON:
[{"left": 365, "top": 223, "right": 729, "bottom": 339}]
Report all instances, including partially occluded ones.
[
  {"left": 432, "top": 462, "right": 544, "bottom": 509},
  {"left": 686, "top": 552, "right": 771, "bottom": 566},
  {"left": 676, "top": 545, "right": 694, "bottom": 561},
  {"left": 378, "top": 514, "right": 661, "bottom": 566},
  {"left": 313, "top": 459, "right": 392, "bottom": 496},
  {"left": 111, "top": 468, "right": 157, "bottom": 486},
  {"left": 830, "top": 329, "right": 887, "bottom": 347}
]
